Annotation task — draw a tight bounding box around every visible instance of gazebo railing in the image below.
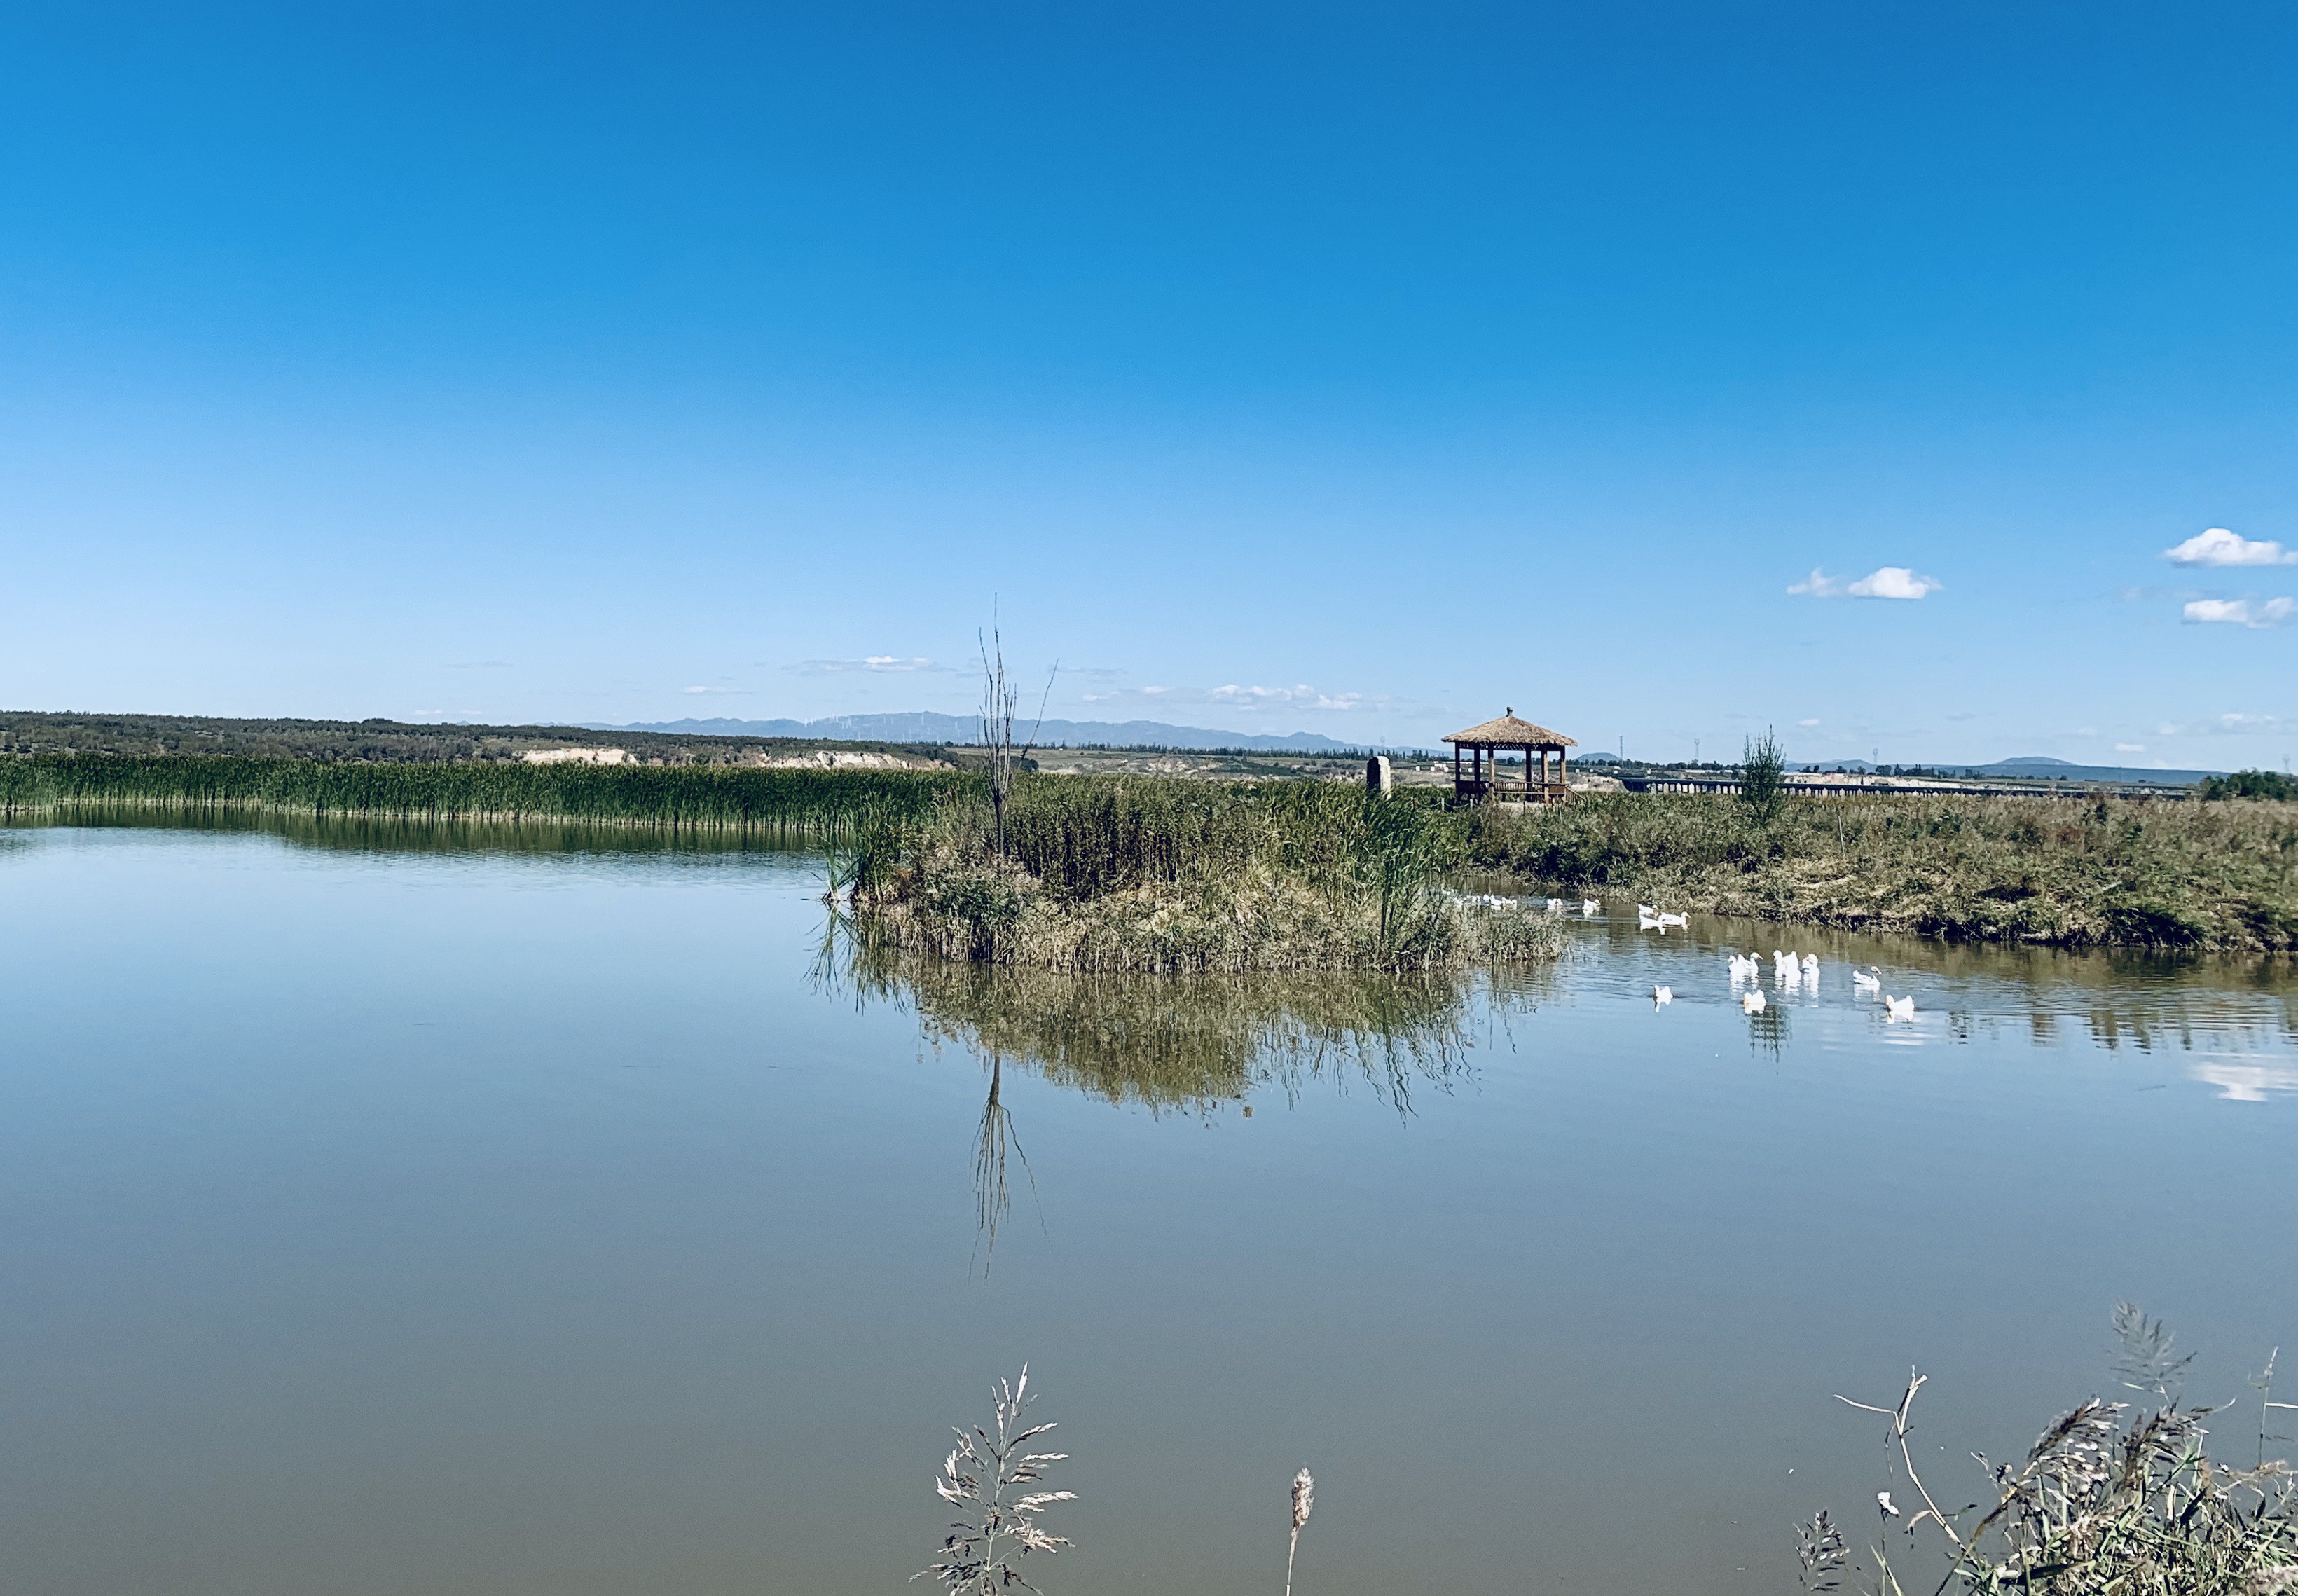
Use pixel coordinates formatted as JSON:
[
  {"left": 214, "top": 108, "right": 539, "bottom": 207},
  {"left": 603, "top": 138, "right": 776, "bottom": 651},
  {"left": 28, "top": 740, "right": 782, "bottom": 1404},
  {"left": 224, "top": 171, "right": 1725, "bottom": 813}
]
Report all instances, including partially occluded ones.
[{"left": 1452, "top": 775, "right": 1572, "bottom": 803}]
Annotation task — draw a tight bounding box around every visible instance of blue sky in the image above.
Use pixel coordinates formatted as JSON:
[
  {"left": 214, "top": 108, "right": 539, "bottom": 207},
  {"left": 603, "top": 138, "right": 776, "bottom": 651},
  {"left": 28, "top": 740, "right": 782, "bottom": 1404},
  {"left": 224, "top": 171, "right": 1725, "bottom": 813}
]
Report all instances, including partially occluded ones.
[{"left": 4, "top": 2, "right": 2295, "bottom": 767}]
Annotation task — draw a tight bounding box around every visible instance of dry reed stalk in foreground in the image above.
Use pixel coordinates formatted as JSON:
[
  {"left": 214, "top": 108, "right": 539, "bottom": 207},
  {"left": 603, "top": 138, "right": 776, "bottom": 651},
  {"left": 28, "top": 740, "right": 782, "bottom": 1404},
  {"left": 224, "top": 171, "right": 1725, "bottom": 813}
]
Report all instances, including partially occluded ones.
[
  {"left": 919, "top": 1368, "right": 1075, "bottom": 1595},
  {"left": 1817, "top": 1305, "right": 2298, "bottom": 1595},
  {"left": 1286, "top": 1466, "right": 1314, "bottom": 1596}
]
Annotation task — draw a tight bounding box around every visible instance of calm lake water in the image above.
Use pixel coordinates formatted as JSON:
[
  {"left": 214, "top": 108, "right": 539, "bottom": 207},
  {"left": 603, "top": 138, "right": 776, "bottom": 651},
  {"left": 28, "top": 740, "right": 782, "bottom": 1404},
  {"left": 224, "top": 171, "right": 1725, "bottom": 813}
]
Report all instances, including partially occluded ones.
[{"left": 2, "top": 818, "right": 2294, "bottom": 1595}]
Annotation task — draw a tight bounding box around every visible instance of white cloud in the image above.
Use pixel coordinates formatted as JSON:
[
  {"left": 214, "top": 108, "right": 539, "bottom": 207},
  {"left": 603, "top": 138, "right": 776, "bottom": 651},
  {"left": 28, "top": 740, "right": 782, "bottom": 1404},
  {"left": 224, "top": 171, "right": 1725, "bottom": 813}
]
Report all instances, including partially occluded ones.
[
  {"left": 1848, "top": 566, "right": 1943, "bottom": 600},
  {"left": 792, "top": 656, "right": 947, "bottom": 675},
  {"left": 682, "top": 685, "right": 748, "bottom": 694},
  {"left": 2182, "top": 597, "right": 2296, "bottom": 628},
  {"left": 2162, "top": 527, "right": 2297, "bottom": 567},
  {"left": 2114, "top": 743, "right": 2145, "bottom": 752},
  {"left": 1796, "top": 717, "right": 1820, "bottom": 727},
  {"left": 1789, "top": 565, "right": 1941, "bottom": 600}
]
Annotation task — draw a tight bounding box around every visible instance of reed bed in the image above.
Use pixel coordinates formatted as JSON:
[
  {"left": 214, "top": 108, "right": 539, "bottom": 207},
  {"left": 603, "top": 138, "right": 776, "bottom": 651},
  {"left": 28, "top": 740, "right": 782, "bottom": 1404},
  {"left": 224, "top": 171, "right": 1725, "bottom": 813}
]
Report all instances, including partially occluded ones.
[
  {"left": 847, "top": 777, "right": 1562, "bottom": 973},
  {"left": 1467, "top": 791, "right": 2298, "bottom": 951},
  {"left": 0, "top": 754, "right": 961, "bottom": 836}
]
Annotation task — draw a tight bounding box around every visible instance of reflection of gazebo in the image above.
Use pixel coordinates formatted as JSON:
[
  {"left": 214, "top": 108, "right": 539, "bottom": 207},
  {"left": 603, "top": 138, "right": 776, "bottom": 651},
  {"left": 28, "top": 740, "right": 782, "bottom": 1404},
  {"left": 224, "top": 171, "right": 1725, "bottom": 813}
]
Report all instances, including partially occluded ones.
[{"left": 1445, "top": 709, "right": 1576, "bottom": 804}]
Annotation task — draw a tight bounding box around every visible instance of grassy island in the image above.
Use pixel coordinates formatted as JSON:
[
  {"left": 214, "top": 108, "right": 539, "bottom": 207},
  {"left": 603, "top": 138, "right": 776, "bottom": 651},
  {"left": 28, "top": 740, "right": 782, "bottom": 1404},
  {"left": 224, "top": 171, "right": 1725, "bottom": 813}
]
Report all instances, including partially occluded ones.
[
  {"left": 848, "top": 779, "right": 2298, "bottom": 958},
  {"left": 841, "top": 777, "right": 1564, "bottom": 972}
]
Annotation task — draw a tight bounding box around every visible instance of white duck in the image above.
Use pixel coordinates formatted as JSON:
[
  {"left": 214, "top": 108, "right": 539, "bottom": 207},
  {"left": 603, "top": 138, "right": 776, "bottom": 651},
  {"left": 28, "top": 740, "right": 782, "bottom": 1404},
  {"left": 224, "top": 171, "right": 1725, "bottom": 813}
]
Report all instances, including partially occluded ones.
[
  {"left": 1546, "top": 897, "right": 1563, "bottom": 912},
  {"left": 1657, "top": 911, "right": 1688, "bottom": 928},
  {"left": 1801, "top": 953, "right": 1819, "bottom": 976},
  {"left": 1581, "top": 899, "right": 1601, "bottom": 915},
  {"left": 1884, "top": 993, "right": 1916, "bottom": 1021},
  {"left": 1727, "top": 953, "right": 1761, "bottom": 982},
  {"left": 1852, "top": 966, "right": 1882, "bottom": 991},
  {"left": 1741, "top": 989, "right": 1768, "bottom": 1014},
  {"left": 1637, "top": 903, "right": 1658, "bottom": 917},
  {"left": 1652, "top": 984, "right": 1673, "bottom": 1006}
]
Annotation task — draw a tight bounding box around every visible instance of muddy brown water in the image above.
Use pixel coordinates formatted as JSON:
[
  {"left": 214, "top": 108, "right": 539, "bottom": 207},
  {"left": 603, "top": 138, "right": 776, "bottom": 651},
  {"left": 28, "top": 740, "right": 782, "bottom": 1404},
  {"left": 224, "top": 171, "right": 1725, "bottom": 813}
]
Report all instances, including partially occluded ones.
[{"left": 1, "top": 818, "right": 2292, "bottom": 1595}]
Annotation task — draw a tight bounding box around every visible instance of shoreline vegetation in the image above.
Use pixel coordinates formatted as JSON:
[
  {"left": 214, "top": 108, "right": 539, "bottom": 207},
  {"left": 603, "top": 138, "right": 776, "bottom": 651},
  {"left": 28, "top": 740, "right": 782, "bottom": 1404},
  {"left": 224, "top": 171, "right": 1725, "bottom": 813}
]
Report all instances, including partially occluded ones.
[
  {"left": 841, "top": 778, "right": 1565, "bottom": 972},
  {"left": 6, "top": 753, "right": 2294, "bottom": 952},
  {"left": 1464, "top": 788, "right": 2298, "bottom": 951},
  {"left": 0, "top": 753, "right": 959, "bottom": 834}
]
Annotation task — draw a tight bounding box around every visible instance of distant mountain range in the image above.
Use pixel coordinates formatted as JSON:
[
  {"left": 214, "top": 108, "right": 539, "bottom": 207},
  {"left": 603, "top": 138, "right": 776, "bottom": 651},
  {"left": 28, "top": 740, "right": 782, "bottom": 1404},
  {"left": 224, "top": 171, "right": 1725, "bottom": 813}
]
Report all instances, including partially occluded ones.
[{"left": 598, "top": 713, "right": 1375, "bottom": 752}]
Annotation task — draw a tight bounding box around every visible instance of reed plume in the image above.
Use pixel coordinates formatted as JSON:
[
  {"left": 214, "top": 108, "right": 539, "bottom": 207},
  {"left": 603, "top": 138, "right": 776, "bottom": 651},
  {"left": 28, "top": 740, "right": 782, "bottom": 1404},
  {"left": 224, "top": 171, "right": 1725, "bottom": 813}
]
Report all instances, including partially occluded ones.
[
  {"left": 1286, "top": 1466, "right": 1314, "bottom": 1596},
  {"left": 919, "top": 1368, "right": 1075, "bottom": 1596}
]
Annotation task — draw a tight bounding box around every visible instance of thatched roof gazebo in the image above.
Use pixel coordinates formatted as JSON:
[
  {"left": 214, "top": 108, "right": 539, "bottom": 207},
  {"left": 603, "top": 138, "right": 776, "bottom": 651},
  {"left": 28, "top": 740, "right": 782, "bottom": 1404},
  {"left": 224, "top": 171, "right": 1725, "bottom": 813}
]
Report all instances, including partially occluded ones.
[{"left": 1444, "top": 708, "right": 1576, "bottom": 804}]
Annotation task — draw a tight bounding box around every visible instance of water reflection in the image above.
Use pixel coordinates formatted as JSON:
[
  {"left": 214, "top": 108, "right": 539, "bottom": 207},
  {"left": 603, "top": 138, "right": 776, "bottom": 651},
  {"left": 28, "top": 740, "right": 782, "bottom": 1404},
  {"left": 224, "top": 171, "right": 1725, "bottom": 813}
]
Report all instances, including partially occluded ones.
[
  {"left": 1492, "top": 897, "right": 2298, "bottom": 1082},
  {"left": 846, "top": 945, "right": 1492, "bottom": 1114},
  {"left": 824, "top": 939, "right": 1516, "bottom": 1257},
  {"left": 2189, "top": 1060, "right": 2298, "bottom": 1101},
  {"left": 972, "top": 1056, "right": 1032, "bottom": 1260}
]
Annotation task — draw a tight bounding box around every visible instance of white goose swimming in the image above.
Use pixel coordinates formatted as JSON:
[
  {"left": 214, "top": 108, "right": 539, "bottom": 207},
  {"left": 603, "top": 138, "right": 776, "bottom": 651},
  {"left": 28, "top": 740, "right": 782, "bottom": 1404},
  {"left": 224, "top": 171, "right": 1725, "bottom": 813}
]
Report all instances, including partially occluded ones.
[
  {"left": 1884, "top": 993, "right": 1916, "bottom": 1021},
  {"left": 1852, "top": 966, "right": 1882, "bottom": 991},
  {"left": 1652, "top": 984, "right": 1673, "bottom": 1006},
  {"left": 1801, "top": 952, "right": 1819, "bottom": 976},
  {"left": 1741, "top": 989, "right": 1768, "bottom": 1014},
  {"left": 1581, "top": 899, "right": 1601, "bottom": 915},
  {"left": 1727, "top": 953, "right": 1761, "bottom": 982}
]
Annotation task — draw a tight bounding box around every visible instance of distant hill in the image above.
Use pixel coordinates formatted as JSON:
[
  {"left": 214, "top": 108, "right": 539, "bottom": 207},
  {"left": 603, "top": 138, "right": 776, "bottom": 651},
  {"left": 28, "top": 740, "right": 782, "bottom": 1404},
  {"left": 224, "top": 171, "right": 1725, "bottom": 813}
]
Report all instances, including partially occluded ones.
[
  {"left": 602, "top": 713, "right": 1372, "bottom": 752},
  {"left": 1970, "top": 756, "right": 2229, "bottom": 785},
  {"left": 1796, "top": 755, "right": 2231, "bottom": 786}
]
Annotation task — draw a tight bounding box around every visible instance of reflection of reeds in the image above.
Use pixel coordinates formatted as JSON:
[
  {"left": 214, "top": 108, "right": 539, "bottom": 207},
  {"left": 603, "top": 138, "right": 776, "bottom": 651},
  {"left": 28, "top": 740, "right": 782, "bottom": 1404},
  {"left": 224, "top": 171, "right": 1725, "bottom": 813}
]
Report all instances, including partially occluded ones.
[
  {"left": 853, "top": 942, "right": 1489, "bottom": 1115},
  {"left": 972, "top": 1057, "right": 1034, "bottom": 1265}
]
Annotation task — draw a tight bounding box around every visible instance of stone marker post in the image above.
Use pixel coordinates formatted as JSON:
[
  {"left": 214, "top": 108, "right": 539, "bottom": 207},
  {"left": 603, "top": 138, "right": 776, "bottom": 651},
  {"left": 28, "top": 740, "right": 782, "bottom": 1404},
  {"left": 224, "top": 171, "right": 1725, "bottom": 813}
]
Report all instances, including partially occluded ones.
[{"left": 1365, "top": 754, "right": 1392, "bottom": 795}]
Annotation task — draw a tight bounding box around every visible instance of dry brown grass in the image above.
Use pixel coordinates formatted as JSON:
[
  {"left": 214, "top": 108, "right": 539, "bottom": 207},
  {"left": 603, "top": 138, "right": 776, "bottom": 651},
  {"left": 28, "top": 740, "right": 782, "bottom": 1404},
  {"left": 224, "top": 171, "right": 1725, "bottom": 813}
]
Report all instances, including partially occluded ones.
[{"left": 1468, "top": 792, "right": 2298, "bottom": 951}]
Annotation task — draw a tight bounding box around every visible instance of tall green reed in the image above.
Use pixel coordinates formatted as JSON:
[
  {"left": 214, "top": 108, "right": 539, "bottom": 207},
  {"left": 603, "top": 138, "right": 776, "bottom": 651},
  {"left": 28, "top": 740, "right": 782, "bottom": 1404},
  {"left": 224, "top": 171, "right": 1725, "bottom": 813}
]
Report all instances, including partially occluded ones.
[{"left": 0, "top": 754, "right": 963, "bottom": 837}]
